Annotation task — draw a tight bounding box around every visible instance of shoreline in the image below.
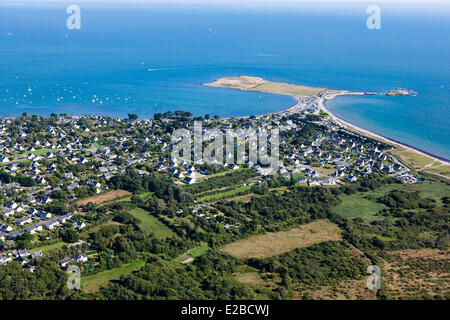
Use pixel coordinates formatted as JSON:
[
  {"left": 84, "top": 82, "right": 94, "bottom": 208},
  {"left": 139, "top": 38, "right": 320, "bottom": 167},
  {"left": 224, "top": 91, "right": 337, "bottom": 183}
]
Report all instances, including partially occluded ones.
[
  {"left": 204, "top": 76, "right": 450, "bottom": 174},
  {"left": 3, "top": 76, "right": 448, "bottom": 172},
  {"left": 320, "top": 97, "right": 450, "bottom": 165}
]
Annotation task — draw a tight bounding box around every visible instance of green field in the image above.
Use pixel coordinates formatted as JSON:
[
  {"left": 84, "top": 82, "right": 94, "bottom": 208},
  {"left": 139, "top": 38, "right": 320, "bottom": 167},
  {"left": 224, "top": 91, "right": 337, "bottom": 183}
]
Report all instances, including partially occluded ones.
[
  {"left": 117, "top": 191, "right": 154, "bottom": 203},
  {"left": 31, "top": 148, "right": 55, "bottom": 156},
  {"left": 11, "top": 148, "right": 55, "bottom": 158},
  {"left": 369, "top": 179, "right": 449, "bottom": 203},
  {"left": 333, "top": 193, "right": 387, "bottom": 223},
  {"left": 82, "top": 259, "right": 145, "bottom": 293},
  {"left": 174, "top": 244, "right": 210, "bottom": 263},
  {"left": 130, "top": 208, "right": 175, "bottom": 239},
  {"left": 186, "top": 244, "right": 210, "bottom": 258},
  {"left": 197, "top": 185, "right": 253, "bottom": 202},
  {"left": 195, "top": 168, "right": 245, "bottom": 181},
  {"left": 31, "top": 241, "right": 66, "bottom": 253},
  {"left": 333, "top": 179, "right": 450, "bottom": 222},
  {"left": 402, "top": 179, "right": 450, "bottom": 204}
]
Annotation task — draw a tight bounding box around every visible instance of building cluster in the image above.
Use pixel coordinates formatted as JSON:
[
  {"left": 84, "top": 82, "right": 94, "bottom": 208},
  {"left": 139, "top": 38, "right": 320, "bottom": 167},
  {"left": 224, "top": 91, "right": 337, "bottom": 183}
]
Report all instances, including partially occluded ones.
[{"left": 0, "top": 106, "right": 418, "bottom": 271}]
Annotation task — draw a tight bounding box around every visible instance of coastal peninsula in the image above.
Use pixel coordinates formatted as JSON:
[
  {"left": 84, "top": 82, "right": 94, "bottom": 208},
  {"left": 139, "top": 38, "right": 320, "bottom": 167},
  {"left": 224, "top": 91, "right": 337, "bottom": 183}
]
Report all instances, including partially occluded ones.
[
  {"left": 203, "top": 76, "right": 449, "bottom": 179},
  {"left": 204, "top": 75, "right": 326, "bottom": 98}
]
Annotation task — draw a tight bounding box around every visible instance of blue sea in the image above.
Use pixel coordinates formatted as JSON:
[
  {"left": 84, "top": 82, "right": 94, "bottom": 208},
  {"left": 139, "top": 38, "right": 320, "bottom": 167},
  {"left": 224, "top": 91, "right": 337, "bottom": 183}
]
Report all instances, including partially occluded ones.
[{"left": 0, "top": 1, "right": 449, "bottom": 160}]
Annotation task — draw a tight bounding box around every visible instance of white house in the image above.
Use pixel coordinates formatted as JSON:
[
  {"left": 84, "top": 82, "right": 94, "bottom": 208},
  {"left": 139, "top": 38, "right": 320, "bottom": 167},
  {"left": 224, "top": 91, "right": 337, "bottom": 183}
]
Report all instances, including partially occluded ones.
[
  {"left": 73, "top": 221, "right": 86, "bottom": 230},
  {"left": 0, "top": 155, "right": 9, "bottom": 163},
  {"left": 17, "top": 215, "right": 32, "bottom": 226}
]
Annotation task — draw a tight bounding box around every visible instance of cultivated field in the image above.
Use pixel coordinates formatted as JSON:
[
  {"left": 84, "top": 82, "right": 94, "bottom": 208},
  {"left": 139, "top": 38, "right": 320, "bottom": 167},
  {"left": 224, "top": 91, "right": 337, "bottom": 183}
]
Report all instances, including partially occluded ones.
[
  {"left": 220, "top": 219, "right": 342, "bottom": 259},
  {"left": 76, "top": 190, "right": 131, "bottom": 206}
]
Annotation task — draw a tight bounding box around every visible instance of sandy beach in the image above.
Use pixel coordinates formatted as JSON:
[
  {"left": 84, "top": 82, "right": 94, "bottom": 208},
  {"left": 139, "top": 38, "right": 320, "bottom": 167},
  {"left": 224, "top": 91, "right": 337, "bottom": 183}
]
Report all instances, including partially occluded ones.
[{"left": 319, "top": 95, "right": 450, "bottom": 168}]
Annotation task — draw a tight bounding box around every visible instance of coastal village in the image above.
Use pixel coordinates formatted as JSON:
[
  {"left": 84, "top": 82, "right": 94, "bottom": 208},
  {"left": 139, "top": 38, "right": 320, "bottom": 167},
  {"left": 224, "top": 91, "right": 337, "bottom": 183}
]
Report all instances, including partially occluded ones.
[
  {"left": 0, "top": 0, "right": 448, "bottom": 302},
  {"left": 0, "top": 88, "right": 426, "bottom": 273}
]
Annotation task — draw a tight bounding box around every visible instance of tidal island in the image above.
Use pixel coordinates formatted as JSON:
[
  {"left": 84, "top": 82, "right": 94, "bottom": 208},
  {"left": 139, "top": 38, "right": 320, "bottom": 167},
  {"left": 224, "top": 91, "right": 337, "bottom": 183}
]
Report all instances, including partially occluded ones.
[{"left": 204, "top": 76, "right": 449, "bottom": 179}]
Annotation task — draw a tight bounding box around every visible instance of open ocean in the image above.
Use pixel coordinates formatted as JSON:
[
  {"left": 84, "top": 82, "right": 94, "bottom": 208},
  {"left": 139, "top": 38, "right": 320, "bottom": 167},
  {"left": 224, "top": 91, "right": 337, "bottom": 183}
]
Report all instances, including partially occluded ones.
[{"left": 0, "top": 1, "right": 449, "bottom": 160}]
